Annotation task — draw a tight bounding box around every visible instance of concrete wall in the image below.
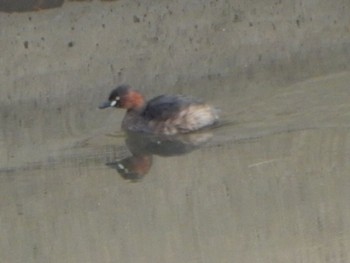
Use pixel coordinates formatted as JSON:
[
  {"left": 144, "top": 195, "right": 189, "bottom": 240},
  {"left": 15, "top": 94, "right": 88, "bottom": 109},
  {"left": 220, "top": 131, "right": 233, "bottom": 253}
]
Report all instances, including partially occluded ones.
[{"left": 1, "top": 0, "right": 349, "bottom": 125}]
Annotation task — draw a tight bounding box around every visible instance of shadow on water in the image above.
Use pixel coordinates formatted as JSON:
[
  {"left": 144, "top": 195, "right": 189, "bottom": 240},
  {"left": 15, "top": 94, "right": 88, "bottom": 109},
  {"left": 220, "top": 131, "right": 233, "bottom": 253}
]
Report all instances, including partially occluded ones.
[{"left": 0, "top": 119, "right": 232, "bottom": 180}]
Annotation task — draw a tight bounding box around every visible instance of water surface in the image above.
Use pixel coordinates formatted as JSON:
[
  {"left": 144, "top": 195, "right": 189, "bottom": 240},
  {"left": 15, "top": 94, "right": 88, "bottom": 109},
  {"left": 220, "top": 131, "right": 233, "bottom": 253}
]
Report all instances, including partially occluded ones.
[{"left": 1, "top": 72, "right": 350, "bottom": 262}]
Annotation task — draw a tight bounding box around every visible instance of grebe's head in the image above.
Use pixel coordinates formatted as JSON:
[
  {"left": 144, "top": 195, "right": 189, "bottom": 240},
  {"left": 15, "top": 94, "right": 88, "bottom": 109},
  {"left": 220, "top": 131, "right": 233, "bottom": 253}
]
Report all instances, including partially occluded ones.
[{"left": 99, "top": 85, "right": 144, "bottom": 110}]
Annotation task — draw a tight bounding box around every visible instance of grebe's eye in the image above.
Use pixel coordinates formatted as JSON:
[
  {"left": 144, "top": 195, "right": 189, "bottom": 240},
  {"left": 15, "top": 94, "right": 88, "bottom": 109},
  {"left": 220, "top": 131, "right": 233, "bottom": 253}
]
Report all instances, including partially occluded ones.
[{"left": 117, "top": 163, "right": 129, "bottom": 173}]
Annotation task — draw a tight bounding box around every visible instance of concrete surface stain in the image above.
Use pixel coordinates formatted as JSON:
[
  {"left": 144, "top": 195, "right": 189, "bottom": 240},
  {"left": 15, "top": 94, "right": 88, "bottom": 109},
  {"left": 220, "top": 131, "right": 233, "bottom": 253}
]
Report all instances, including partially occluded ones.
[{"left": 0, "top": 0, "right": 118, "bottom": 12}]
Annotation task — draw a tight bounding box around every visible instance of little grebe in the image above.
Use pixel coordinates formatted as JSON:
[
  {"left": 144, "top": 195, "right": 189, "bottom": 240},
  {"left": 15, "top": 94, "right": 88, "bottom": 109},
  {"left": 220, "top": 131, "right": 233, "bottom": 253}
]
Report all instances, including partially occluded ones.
[{"left": 99, "top": 85, "right": 219, "bottom": 135}]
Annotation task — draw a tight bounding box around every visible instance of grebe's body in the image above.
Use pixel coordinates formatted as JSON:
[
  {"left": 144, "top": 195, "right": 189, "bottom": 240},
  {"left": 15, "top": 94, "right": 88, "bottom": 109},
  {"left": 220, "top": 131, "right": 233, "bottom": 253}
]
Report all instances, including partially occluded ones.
[{"left": 99, "top": 85, "right": 219, "bottom": 135}]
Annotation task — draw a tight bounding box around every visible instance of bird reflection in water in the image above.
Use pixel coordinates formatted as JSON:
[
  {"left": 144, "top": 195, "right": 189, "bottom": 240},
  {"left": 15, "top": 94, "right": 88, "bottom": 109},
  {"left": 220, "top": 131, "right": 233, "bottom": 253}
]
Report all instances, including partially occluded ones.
[{"left": 106, "top": 131, "right": 213, "bottom": 182}]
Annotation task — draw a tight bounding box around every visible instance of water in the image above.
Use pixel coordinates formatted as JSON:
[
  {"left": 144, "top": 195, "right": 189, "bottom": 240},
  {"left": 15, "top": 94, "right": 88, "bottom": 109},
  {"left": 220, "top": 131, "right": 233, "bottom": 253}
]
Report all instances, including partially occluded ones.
[{"left": 1, "top": 71, "right": 350, "bottom": 262}]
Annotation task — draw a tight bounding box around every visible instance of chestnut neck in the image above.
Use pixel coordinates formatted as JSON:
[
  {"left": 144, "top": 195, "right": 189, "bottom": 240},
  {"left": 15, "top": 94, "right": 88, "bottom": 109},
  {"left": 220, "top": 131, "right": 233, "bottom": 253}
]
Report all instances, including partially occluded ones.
[{"left": 123, "top": 91, "right": 145, "bottom": 111}]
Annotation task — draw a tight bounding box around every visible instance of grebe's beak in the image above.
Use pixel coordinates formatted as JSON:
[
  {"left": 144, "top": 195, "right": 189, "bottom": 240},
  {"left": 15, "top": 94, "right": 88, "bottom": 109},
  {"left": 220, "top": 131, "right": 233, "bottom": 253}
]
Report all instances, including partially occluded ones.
[
  {"left": 99, "top": 100, "right": 117, "bottom": 109},
  {"left": 99, "top": 101, "right": 112, "bottom": 109}
]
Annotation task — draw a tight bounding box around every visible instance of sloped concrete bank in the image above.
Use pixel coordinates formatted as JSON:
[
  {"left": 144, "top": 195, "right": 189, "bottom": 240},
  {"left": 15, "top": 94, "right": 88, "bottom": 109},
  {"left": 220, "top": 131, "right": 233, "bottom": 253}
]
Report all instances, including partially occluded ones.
[{"left": 1, "top": 0, "right": 349, "bottom": 105}]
